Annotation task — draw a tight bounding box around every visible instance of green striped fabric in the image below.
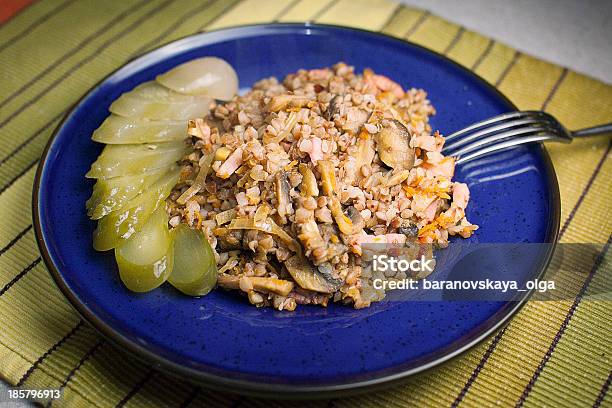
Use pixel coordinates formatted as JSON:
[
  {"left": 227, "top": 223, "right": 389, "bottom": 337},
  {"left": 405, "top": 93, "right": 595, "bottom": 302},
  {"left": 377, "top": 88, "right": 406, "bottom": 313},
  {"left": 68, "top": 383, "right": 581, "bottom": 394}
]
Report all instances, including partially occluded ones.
[{"left": 0, "top": 0, "right": 610, "bottom": 407}]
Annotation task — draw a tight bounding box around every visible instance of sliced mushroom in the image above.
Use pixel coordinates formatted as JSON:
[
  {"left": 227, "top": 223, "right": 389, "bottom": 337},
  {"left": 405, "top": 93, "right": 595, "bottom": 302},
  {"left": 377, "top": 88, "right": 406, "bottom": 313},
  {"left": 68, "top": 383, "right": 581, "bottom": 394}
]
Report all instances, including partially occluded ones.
[
  {"left": 267, "top": 94, "right": 311, "bottom": 112},
  {"left": 284, "top": 255, "right": 343, "bottom": 294},
  {"left": 213, "top": 228, "right": 242, "bottom": 249},
  {"left": 275, "top": 171, "right": 292, "bottom": 219},
  {"left": 355, "top": 136, "right": 375, "bottom": 169},
  {"left": 328, "top": 196, "right": 357, "bottom": 235},
  {"left": 217, "top": 274, "right": 294, "bottom": 296},
  {"left": 346, "top": 206, "right": 365, "bottom": 232},
  {"left": 376, "top": 119, "right": 415, "bottom": 170},
  {"left": 298, "top": 163, "right": 319, "bottom": 196},
  {"left": 317, "top": 160, "right": 337, "bottom": 196},
  {"left": 325, "top": 95, "right": 343, "bottom": 120},
  {"left": 297, "top": 219, "right": 326, "bottom": 255},
  {"left": 250, "top": 276, "right": 294, "bottom": 296}
]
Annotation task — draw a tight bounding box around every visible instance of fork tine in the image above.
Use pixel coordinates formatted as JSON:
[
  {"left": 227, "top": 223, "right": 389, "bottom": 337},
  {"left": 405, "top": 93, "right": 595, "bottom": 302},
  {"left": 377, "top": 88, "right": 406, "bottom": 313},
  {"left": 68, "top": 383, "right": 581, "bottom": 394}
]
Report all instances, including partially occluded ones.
[
  {"left": 444, "top": 110, "right": 548, "bottom": 142},
  {"left": 449, "top": 125, "right": 560, "bottom": 158},
  {"left": 442, "top": 116, "right": 548, "bottom": 152},
  {"left": 455, "top": 134, "right": 560, "bottom": 164}
]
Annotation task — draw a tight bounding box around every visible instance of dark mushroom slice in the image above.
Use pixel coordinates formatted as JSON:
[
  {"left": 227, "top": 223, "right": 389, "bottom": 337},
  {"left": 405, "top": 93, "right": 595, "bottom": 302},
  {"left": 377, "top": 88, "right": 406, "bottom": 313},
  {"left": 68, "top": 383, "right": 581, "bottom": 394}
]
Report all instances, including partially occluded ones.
[
  {"left": 346, "top": 206, "right": 365, "bottom": 231},
  {"left": 284, "top": 255, "right": 343, "bottom": 294},
  {"left": 296, "top": 219, "right": 327, "bottom": 259},
  {"left": 376, "top": 119, "right": 415, "bottom": 170},
  {"left": 325, "top": 95, "right": 343, "bottom": 121},
  {"left": 328, "top": 197, "right": 367, "bottom": 235},
  {"left": 214, "top": 228, "right": 243, "bottom": 250},
  {"left": 399, "top": 223, "right": 419, "bottom": 238},
  {"left": 275, "top": 171, "right": 292, "bottom": 219}
]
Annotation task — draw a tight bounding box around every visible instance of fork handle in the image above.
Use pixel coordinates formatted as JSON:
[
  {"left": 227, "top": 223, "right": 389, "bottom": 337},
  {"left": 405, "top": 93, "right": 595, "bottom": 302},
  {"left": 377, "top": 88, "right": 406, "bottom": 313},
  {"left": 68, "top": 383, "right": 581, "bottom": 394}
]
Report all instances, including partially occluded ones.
[{"left": 572, "top": 123, "right": 612, "bottom": 138}]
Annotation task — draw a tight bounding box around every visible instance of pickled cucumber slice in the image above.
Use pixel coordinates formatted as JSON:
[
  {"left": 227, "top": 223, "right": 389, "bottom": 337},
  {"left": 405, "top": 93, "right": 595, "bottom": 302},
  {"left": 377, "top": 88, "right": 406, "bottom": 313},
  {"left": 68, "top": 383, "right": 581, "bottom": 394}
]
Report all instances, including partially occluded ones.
[
  {"left": 156, "top": 57, "right": 238, "bottom": 100},
  {"left": 109, "top": 81, "right": 211, "bottom": 120},
  {"left": 168, "top": 224, "right": 217, "bottom": 296},
  {"left": 115, "top": 207, "right": 174, "bottom": 292},
  {"left": 86, "top": 166, "right": 172, "bottom": 219},
  {"left": 92, "top": 115, "right": 187, "bottom": 144},
  {"left": 85, "top": 142, "right": 186, "bottom": 179},
  {"left": 93, "top": 168, "right": 179, "bottom": 251}
]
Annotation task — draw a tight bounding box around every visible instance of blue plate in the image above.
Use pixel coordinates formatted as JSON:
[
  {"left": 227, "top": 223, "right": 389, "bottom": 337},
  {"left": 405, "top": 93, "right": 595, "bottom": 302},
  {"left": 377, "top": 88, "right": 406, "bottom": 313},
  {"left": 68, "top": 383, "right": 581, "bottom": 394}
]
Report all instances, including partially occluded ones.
[{"left": 33, "top": 24, "right": 560, "bottom": 397}]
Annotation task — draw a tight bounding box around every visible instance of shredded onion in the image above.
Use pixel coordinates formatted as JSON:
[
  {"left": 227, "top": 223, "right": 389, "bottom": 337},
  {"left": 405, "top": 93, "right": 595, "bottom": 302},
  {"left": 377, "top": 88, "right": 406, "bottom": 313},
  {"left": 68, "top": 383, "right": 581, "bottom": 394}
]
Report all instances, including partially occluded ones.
[
  {"left": 218, "top": 256, "right": 239, "bottom": 274},
  {"left": 228, "top": 217, "right": 300, "bottom": 252},
  {"left": 263, "top": 111, "right": 299, "bottom": 145},
  {"left": 215, "top": 209, "right": 236, "bottom": 225},
  {"left": 177, "top": 152, "right": 214, "bottom": 205}
]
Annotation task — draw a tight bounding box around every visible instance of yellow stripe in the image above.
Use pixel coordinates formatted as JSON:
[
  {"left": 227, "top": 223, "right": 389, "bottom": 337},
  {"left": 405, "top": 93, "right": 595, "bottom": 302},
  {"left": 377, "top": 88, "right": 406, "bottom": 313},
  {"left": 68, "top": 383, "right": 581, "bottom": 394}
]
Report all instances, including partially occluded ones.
[
  {"left": 140, "top": 0, "right": 242, "bottom": 52},
  {"left": 0, "top": 0, "right": 170, "bottom": 161},
  {"left": 406, "top": 14, "right": 462, "bottom": 54},
  {"left": 526, "top": 295, "right": 612, "bottom": 406},
  {"left": 0, "top": 0, "right": 141, "bottom": 108},
  {"left": 0, "top": 168, "right": 35, "bottom": 245},
  {"left": 0, "top": 341, "right": 32, "bottom": 384},
  {"left": 316, "top": 0, "right": 399, "bottom": 30},
  {"left": 446, "top": 29, "right": 492, "bottom": 68},
  {"left": 20, "top": 325, "right": 98, "bottom": 390},
  {"left": 206, "top": 0, "right": 292, "bottom": 30},
  {"left": 473, "top": 41, "right": 517, "bottom": 85},
  {"left": 0, "top": 117, "right": 60, "bottom": 190},
  {"left": 60, "top": 343, "right": 147, "bottom": 407},
  {"left": 380, "top": 6, "right": 427, "bottom": 38},
  {"left": 242, "top": 399, "right": 327, "bottom": 408},
  {"left": 123, "top": 374, "right": 193, "bottom": 408},
  {"left": 0, "top": 230, "right": 36, "bottom": 289},
  {"left": 543, "top": 71, "right": 612, "bottom": 243},
  {"left": 277, "top": 0, "right": 334, "bottom": 22},
  {"left": 0, "top": 264, "right": 78, "bottom": 374},
  {"left": 0, "top": 0, "right": 73, "bottom": 50},
  {"left": 497, "top": 54, "right": 565, "bottom": 110}
]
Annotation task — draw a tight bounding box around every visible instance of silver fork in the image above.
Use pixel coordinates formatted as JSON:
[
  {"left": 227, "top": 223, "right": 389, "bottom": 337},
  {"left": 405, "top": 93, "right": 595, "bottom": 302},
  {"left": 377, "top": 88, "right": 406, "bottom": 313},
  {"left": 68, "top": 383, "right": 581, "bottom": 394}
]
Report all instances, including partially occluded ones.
[{"left": 441, "top": 111, "right": 612, "bottom": 164}]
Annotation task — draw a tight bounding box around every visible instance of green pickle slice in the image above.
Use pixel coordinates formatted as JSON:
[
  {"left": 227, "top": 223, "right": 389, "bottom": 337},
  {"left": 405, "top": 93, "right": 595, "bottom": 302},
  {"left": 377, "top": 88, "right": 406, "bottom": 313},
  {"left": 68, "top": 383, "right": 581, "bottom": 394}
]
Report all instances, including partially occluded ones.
[
  {"left": 86, "top": 167, "right": 172, "bottom": 220},
  {"left": 85, "top": 142, "right": 186, "bottom": 179},
  {"left": 93, "top": 167, "right": 179, "bottom": 251},
  {"left": 115, "top": 207, "right": 174, "bottom": 292},
  {"left": 92, "top": 115, "right": 187, "bottom": 144},
  {"left": 109, "top": 82, "right": 211, "bottom": 120},
  {"left": 168, "top": 224, "right": 218, "bottom": 296}
]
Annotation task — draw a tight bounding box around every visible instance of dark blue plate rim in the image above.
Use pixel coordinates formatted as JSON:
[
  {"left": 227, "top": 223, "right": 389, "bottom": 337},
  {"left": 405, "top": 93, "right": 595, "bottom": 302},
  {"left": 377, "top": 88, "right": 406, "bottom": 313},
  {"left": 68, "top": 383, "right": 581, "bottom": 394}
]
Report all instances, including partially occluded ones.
[{"left": 32, "top": 23, "right": 561, "bottom": 398}]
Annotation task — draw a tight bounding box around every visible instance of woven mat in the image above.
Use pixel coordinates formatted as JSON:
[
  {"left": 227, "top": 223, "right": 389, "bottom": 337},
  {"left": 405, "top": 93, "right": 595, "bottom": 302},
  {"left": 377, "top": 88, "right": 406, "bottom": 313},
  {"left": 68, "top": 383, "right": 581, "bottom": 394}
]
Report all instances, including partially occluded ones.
[{"left": 0, "top": 0, "right": 610, "bottom": 407}]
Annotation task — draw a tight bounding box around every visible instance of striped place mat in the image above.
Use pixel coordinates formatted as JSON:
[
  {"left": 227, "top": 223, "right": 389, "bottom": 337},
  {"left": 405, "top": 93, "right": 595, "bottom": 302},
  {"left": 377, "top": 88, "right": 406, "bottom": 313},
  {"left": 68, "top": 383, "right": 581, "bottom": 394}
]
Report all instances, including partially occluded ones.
[{"left": 0, "top": 0, "right": 610, "bottom": 407}]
